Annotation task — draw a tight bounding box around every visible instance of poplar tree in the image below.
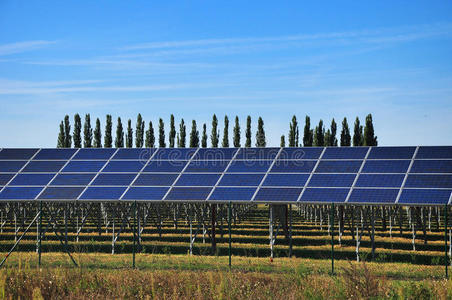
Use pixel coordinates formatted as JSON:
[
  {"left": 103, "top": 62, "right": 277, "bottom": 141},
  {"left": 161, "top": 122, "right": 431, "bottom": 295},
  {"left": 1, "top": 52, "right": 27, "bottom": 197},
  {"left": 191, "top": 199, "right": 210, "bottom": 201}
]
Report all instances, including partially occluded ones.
[
  {"left": 340, "top": 117, "right": 351, "bottom": 146},
  {"left": 233, "top": 116, "right": 240, "bottom": 147},
  {"left": 73, "top": 114, "right": 82, "bottom": 148},
  {"left": 104, "top": 114, "right": 113, "bottom": 148},
  {"left": 280, "top": 135, "right": 285, "bottom": 147},
  {"left": 145, "top": 121, "right": 155, "bottom": 148},
  {"left": 135, "top": 113, "right": 144, "bottom": 148},
  {"left": 222, "top": 115, "right": 229, "bottom": 147},
  {"left": 159, "top": 118, "right": 166, "bottom": 147},
  {"left": 169, "top": 114, "right": 176, "bottom": 148},
  {"left": 245, "top": 116, "right": 252, "bottom": 147},
  {"left": 115, "top": 117, "right": 124, "bottom": 148},
  {"left": 125, "top": 119, "right": 133, "bottom": 148},
  {"left": 303, "top": 116, "right": 313, "bottom": 147},
  {"left": 289, "top": 115, "right": 298, "bottom": 147},
  {"left": 313, "top": 120, "right": 324, "bottom": 146},
  {"left": 324, "top": 129, "right": 331, "bottom": 146},
  {"left": 201, "top": 123, "right": 208, "bottom": 148},
  {"left": 353, "top": 117, "right": 363, "bottom": 146},
  {"left": 57, "top": 121, "right": 65, "bottom": 148},
  {"left": 211, "top": 114, "right": 219, "bottom": 147},
  {"left": 83, "top": 114, "right": 93, "bottom": 148},
  {"left": 189, "top": 120, "right": 200, "bottom": 147},
  {"left": 93, "top": 118, "right": 102, "bottom": 148},
  {"left": 63, "top": 115, "right": 71, "bottom": 148},
  {"left": 178, "top": 119, "right": 186, "bottom": 148},
  {"left": 363, "top": 114, "right": 378, "bottom": 146},
  {"left": 328, "top": 119, "right": 338, "bottom": 146},
  {"left": 255, "top": 117, "right": 266, "bottom": 147}
]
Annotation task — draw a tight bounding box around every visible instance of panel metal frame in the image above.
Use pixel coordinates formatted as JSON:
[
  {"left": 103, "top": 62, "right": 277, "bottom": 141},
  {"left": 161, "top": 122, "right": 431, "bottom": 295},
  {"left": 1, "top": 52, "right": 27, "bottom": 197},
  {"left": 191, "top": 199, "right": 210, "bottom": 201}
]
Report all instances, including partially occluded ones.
[{"left": 395, "top": 146, "right": 419, "bottom": 204}]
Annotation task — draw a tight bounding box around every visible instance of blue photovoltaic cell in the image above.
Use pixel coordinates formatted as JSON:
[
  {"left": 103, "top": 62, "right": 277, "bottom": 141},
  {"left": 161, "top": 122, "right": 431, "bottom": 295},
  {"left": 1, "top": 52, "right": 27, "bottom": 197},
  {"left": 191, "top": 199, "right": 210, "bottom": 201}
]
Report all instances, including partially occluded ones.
[
  {"left": 153, "top": 148, "right": 197, "bottom": 160},
  {"left": 185, "top": 160, "right": 229, "bottom": 172},
  {"left": 227, "top": 160, "right": 273, "bottom": 172},
  {"left": 322, "top": 147, "right": 368, "bottom": 159},
  {"left": 111, "top": 148, "right": 155, "bottom": 160},
  {"left": 271, "top": 160, "right": 316, "bottom": 173},
  {"left": 22, "top": 161, "right": 66, "bottom": 172},
  {"left": 300, "top": 188, "right": 349, "bottom": 203},
  {"left": 254, "top": 187, "right": 302, "bottom": 202},
  {"left": 399, "top": 189, "right": 452, "bottom": 205},
  {"left": 0, "top": 161, "right": 27, "bottom": 172},
  {"left": 348, "top": 188, "right": 399, "bottom": 204},
  {"left": 361, "top": 160, "right": 410, "bottom": 173},
  {"left": 0, "top": 148, "right": 38, "bottom": 160},
  {"left": 315, "top": 160, "right": 362, "bottom": 173},
  {"left": 165, "top": 187, "right": 212, "bottom": 200},
  {"left": 262, "top": 174, "right": 309, "bottom": 187},
  {"left": 219, "top": 174, "right": 264, "bottom": 186},
  {"left": 355, "top": 174, "right": 404, "bottom": 188},
  {"left": 102, "top": 161, "right": 145, "bottom": 172},
  {"left": 62, "top": 161, "right": 106, "bottom": 172},
  {"left": 416, "top": 146, "right": 452, "bottom": 159},
  {"left": 34, "top": 149, "right": 77, "bottom": 160},
  {"left": 9, "top": 174, "right": 55, "bottom": 186},
  {"left": 50, "top": 174, "right": 95, "bottom": 186},
  {"left": 92, "top": 173, "right": 136, "bottom": 186},
  {"left": 122, "top": 187, "right": 169, "bottom": 200},
  {"left": 38, "top": 187, "right": 84, "bottom": 199},
  {"left": 410, "top": 160, "right": 452, "bottom": 173},
  {"left": 193, "top": 148, "right": 238, "bottom": 160},
  {"left": 209, "top": 187, "right": 256, "bottom": 201},
  {"left": 133, "top": 174, "right": 178, "bottom": 186},
  {"left": 143, "top": 161, "right": 187, "bottom": 172},
  {"left": 0, "top": 174, "right": 14, "bottom": 185},
  {"left": 235, "top": 148, "right": 280, "bottom": 160},
  {"left": 0, "top": 187, "right": 43, "bottom": 200},
  {"left": 308, "top": 174, "right": 355, "bottom": 187},
  {"left": 405, "top": 174, "right": 452, "bottom": 188},
  {"left": 278, "top": 148, "right": 323, "bottom": 160},
  {"left": 175, "top": 173, "right": 221, "bottom": 186},
  {"left": 368, "top": 147, "right": 415, "bottom": 159},
  {"left": 79, "top": 187, "right": 126, "bottom": 200},
  {"left": 72, "top": 148, "right": 116, "bottom": 160}
]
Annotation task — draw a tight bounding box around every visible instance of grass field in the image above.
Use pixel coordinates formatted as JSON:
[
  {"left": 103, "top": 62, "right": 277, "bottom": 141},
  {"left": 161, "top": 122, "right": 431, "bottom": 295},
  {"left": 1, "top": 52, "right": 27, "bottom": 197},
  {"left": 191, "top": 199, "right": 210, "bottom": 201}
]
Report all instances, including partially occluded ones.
[{"left": 0, "top": 252, "right": 451, "bottom": 299}]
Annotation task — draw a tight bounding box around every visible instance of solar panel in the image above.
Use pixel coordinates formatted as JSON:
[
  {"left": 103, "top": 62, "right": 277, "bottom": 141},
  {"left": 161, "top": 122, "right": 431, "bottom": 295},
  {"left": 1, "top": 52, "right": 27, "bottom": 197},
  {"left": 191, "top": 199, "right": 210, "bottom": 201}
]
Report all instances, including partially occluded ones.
[
  {"left": 38, "top": 187, "right": 84, "bottom": 199},
  {"left": 143, "top": 160, "right": 187, "bottom": 172},
  {"left": 133, "top": 174, "right": 178, "bottom": 186},
  {"left": 165, "top": 187, "right": 212, "bottom": 201},
  {"left": 122, "top": 187, "right": 169, "bottom": 200},
  {"left": 398, "top": 189, "right": 452, "bottom": 205},
  {"left": 322, "top": 147, "right": 368, "bottom": 159},
  {"left": 355, "top": 174, "right": 405, "bottom": 188},
  {"left": 62, "top": 161, "right": 106, "bottom": 172},
  {"left": 209, "top": 187, "right": 256, "bottom": 201},
  {"left": 9, "top": 174, "right": 55, "bottom": 186},
  {"left": 50, "top": 174, "right": 96, "bottom": 186},
  {"left": 79, "top": 187, "right": 127, "bottom": 200},
  {"left": 315, "top": 160, "right": 363, "bottom": 173},
  {"left": 410, "top": 160, "right": 452, "bottom": 173},
  {"left": 184, "top": 160, "right": 230, "bottom": 172},
  {"left": 348, "top": 188, "right": 399, "bottom": 204},
  {"left": 227, "top": 160, "right": 273, "bottom": 172},
  {"left": 111, "top": 148, "right": 155, "bottom": 160},
  {"left": 22, "top": 161, "right": 66, "bottom": 172},
  {"left": 153, "top": 148, "right": 197, "bottom": 160},
  {"left": 254, "top": 187, "right": 302, "bottom": 202},
  {"left": 174, "top": 174, "right": 221, "bottom": 186},
  {"left": 368, "top": 147, "right": 415, "bottom": 159},
  {"left": 361, "top": 160, "right": 410, "bottom": 173},
  {"left": 92, "top": 173, "right": 136, "bottom": 186},
  {"left": 218, "top": 174, "right": 264, "bottom": 186},
  {"left": 416, "top": 146, "right": 452, "bottom": 159},
  {"left": 34, "top": 148, "right": 77, "bottom": 160},
  {"left": 72, "top": 148, "right": 116, "bottom": 160},
  {"left": 405, "top": 174, "right": 452, "bottom": 188},
  {"left": 270, "top": 160, "right": 316, "bottom": 173},
  {"left": 193, "top": 148, "right": 238, "bottom": 160},
  {"left": 278, "top": 147, "right": 323, "bottom": 159},
  {"left": 0, "top": 187, "right": 43, "bottom": 200},
  {"left": 0, "top": 161, "right": 27, "bottom": 172},
  {"left": 300, "top": 188, "right": 349, "bottom": 203},
  {"left": 235, "top": 148, "right": 280, "bottom": 160},
  {"left": 308, "top": 174, "right": 356, "bottom": 187},
  {"left": 0, "top": 174, "right": 14, "bottom": 185},
  {"left": 102, "top": 161, "right": 145, "bottom": 172},
  {"left": 262, "top": 173, "right": 309, "bottom": 187},
  {"left": 0, "top": 148, "right": 39, "bottom": 160}
]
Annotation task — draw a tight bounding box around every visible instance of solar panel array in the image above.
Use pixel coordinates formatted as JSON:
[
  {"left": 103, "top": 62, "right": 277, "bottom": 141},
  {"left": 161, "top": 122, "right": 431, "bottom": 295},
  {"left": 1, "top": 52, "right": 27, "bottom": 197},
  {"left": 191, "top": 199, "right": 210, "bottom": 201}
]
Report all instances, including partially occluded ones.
[{"left": 0, "top": 146, "right": 451, "bottom": 205}]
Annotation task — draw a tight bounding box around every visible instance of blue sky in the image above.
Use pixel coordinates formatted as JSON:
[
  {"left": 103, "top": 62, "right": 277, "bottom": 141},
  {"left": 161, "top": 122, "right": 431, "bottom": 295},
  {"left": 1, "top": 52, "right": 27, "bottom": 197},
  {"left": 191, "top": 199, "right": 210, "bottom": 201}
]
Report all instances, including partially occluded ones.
[{"left": 0, "top": 1, "right": 451, "bottom": 147}]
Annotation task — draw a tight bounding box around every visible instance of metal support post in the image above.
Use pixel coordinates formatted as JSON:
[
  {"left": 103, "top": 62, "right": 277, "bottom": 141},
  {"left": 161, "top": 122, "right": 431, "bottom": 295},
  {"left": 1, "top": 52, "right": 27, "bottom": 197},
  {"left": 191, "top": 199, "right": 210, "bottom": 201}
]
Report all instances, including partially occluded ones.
[
  {"left": 289, "top": 204, "right": 293, "bottom": 258},
  {"left": 445, "top": 204, "right": 448, "bottom": 278},
  {"left": 38, "top": 201, "right": 42, "bottom": 267},
  {"left": 133, "top": 201, "right": 136, "bottom": 268},
  {"left": 228, "top": 201, "right": 232, "bottom": 268},
  {"left": 331, "top": 202, "right": 334, "bottom": 275}
]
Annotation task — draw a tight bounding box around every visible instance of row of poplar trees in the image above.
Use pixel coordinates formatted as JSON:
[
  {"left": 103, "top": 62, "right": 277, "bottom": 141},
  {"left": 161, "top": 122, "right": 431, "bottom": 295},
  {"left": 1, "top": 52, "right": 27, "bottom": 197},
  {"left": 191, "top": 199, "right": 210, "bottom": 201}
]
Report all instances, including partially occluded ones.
[{"left": 57, "top": 114, "right": 377, "bottom": 148}]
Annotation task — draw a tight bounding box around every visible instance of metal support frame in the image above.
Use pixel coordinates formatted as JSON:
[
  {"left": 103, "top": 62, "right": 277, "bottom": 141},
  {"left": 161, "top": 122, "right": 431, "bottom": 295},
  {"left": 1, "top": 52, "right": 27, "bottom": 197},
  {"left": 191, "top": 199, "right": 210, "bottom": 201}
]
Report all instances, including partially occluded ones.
[
  {"left": 228, "top": 201, "right": 232, "bottom": 268},
  {"left": 445, "top": 204, "right": 448, "bottom": 278},
  {"left": 331, "top": 202, "right": 335, "bottom": 275}
]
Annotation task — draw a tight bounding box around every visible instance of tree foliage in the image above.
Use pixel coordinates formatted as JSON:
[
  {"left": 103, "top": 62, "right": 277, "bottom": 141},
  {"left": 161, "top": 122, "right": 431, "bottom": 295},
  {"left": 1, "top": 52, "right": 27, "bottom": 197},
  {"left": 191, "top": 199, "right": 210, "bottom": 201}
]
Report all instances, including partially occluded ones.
[
  {"left": 57, "top": 121, "right": 65, "bottom": 148},
  {"left": 303, "top": 116, "right": 313, "bottom": 147},
  {"left": 233, "top": 116, "right": 240, "bottom": 147},
  {"left": 73, "top": 114, "right": 82, "bottom": 148},
  {"left": 340, "top": 117, "right": 351, "bottom": 146},
  {"left": 145, "top": 121, "right": 155, "bottom": 148},
  {"left": 104, "top": 114, "right": 112, "bottom": 148},
  {"left": 125, "top": 119, "right": 133, "bottom": 148},
  {"left": 222, "top": 116, "right": 229, "bottom": 147},
  {"left": 178, "top": 119, "right": 186, "bottom": 148},
  {"left": 363, "top": 114, "right": 378, "bottom": 146},
  {"left": 189, "top": 120, "right": 200, "bottom": 147},
  {"left": 169, "top": 114, "right": 176, "bottom": 148},
  {"left": 93, "top": 118, "right": 102, "bottom": 148},
  {"left": 255, "top": 117, "right": 266, "bottom": 147},
  {"left": 83, "top": 114, "right": 93, "bottom": 148},
  {"left": 211, "top": 114, "right": 219, "bottom": 148},
  {"left": 288, "top": 115, "right": 298, "bottom": 147},
  {"left": 115, "top": 117, "right": 124, "bottom": 148},
  {"left": 353, "top": 117, "right": 363, "bottom": 146},
  {"left": 245, "top": 116, "right": 252, "bottom": 147},
  {"left": 201, "top": 123, "right": 208, "bottom": 148},
  {"left": 135, "top": 114, "right": 144, "bottom": 148},
  {"left": 313, "top": 119, "right": 324, "bottom": 147},
  {"left": 280, "top": 135, "right": 285, "bottom": 147},
  {"left": 63, "top": 115, "right": 71, "bottom": 148},
  {"left": 159, "top": 118, "right": 166, "bottom": 148}
]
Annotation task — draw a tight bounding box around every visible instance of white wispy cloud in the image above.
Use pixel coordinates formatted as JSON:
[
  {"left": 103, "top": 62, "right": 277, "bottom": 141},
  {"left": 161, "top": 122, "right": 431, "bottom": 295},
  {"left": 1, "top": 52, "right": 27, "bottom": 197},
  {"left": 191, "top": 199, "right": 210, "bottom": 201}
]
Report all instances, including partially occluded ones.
[{"left": 0, "top": 40, "right": 56, "bottom": 56}]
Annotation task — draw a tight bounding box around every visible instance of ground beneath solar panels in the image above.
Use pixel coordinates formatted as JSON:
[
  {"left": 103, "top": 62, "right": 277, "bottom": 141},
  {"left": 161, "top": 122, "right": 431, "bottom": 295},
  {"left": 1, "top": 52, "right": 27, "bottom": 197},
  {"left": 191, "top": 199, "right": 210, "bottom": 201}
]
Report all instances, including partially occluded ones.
[{"left": 0, "top": 252, "right": 450, "bottom": 299}]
